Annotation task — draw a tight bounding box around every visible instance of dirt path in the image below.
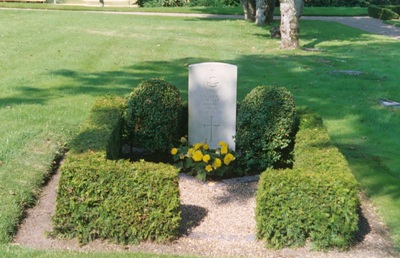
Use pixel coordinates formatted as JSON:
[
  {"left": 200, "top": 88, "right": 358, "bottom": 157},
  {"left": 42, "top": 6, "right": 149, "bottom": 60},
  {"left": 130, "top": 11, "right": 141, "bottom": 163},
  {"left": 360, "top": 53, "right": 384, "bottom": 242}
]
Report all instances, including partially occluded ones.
[{"left": 302, "top": 16, "right": 400, "bottom": 40}]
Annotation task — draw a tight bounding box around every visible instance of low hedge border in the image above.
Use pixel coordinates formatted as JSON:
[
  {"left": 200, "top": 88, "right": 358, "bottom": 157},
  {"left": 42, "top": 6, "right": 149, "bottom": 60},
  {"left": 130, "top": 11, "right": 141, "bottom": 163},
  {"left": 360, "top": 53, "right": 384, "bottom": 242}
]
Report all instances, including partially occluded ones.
[
  {"left": 385, "top": 5, "right": 400, "bottom": 14},
  {"left": 52, "top": 96, "right": 181, "bottom": 245},
  {"left": 256, "top": 110, "right": 360, "bottom": 250},
  {"left": 54, "top": 92, "right": 359, "bottom": 248},
  {"left": 69, "top": 95, "right": 126, "bottom": 160},
  {"left": 53, "top": 152, "right": 180, "bottom": 245},
  {"left": 368, "top": 5, "right": 400, "bottom": 20}
]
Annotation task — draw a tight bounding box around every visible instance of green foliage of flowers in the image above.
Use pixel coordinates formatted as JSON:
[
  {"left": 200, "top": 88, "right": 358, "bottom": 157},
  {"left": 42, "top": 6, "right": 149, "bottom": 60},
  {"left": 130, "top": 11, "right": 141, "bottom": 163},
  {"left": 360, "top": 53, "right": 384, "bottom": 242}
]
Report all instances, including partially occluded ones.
[
  {"left": 125, "top": 78, "right": 184, "bottom": 152},
  {"left": 256, "top": 110, "right": 360, "bottom": 250},
  {"left": 236, "top": 85, "right": 297, "bottom": 173},
  {"left": 171, "top": 140, "right": 239, "bottom": 181}
]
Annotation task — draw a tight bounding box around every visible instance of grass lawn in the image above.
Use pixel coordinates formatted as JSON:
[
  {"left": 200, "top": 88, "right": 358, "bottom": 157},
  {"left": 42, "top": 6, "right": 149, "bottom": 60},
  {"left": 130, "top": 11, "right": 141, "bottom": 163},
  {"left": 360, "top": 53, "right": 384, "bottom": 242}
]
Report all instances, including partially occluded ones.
[
  {"left": 0, "top": 6, "right": 399, "bottom": 257},
  {"left": 386, "top": 19, "right": 400, "bottom": 27}
]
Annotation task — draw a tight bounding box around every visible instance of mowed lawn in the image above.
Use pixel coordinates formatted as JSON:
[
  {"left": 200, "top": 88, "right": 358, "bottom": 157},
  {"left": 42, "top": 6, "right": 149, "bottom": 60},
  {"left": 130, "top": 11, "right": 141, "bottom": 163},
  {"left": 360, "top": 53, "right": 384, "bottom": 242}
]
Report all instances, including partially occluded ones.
[{"left": 0, "top": 7, "right": 399, "bottom": 256}]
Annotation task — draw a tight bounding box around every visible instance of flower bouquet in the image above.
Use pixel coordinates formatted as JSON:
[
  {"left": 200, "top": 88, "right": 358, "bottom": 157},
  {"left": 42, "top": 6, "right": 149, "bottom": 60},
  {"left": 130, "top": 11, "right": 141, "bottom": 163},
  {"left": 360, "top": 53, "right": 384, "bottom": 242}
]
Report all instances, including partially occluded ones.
[{"left": 171, "top": 139, "right": 237, "bottom": 181}]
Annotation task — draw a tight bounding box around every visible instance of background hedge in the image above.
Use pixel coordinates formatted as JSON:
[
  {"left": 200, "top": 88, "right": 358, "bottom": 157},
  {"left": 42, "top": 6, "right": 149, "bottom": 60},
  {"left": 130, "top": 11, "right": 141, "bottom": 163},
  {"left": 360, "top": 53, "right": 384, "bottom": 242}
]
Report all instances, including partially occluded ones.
[
  {"left": 368, "top": 4, "right": 400, "bottom": 19},
  {"left": 256, "top": 110, "right": 360, "bottom": 250},
  {"left": 305, "top": 0, "right": 400, "bottom": 7}
]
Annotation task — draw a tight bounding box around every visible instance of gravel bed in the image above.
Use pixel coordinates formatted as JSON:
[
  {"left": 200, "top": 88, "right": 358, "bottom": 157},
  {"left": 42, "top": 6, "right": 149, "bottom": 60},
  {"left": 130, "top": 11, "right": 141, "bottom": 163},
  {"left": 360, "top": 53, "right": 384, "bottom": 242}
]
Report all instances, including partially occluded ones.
[{"left": 13, "top": 170, "right": 398, "bottom": 257}]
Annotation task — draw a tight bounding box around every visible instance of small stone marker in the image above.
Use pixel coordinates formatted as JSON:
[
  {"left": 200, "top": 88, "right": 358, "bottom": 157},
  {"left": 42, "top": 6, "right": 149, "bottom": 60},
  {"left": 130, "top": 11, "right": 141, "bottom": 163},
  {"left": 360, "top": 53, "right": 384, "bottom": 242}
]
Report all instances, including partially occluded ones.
[{"left": 188, "top": 62, "right": 237, "bottom": 150}]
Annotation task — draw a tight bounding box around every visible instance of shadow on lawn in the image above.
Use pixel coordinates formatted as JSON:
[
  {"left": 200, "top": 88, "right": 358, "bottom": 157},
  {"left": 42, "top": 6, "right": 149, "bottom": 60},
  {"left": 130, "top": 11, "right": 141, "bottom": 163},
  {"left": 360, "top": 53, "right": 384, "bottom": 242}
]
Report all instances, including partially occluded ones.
[{"left": 339, "top": 144, "right": 400, "bottom": 200}]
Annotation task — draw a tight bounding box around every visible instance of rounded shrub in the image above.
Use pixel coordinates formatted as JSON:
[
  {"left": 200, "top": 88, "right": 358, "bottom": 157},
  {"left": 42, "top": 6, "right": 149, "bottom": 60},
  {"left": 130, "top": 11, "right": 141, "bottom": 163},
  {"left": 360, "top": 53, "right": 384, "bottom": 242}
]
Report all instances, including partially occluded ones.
[
  {"left": 236, "top": 86, "right": 297, "bottom": 173},
  {"left": 125, "top": 78, "right": 183, "bottom": 151}
]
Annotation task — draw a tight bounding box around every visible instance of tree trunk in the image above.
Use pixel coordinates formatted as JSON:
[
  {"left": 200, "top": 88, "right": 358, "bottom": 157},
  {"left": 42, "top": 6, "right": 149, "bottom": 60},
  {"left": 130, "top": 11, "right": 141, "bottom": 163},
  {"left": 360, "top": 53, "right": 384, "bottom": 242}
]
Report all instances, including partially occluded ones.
[
  {"left": 255, "top": 0, "right": 266, "bottom": 25},
  {"left": 295, "top": 0, "right": 304, "bottom": 18},
  {"left": 265, "top": 0, "right": 276, "bottom": 23},
  {"left": 280, "top": 0, "right": 300, "bottom": 49},
  {"left": 241, "top": 0, "right": 256, "bottom": 21}
]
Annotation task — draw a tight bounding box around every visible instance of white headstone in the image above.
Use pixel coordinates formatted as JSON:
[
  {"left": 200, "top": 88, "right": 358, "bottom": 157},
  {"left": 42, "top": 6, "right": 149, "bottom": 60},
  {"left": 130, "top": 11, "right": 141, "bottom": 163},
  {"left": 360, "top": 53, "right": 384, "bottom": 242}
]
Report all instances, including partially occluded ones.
[{"left": 188, "top": 62, "right": 237, "bottom": 150}]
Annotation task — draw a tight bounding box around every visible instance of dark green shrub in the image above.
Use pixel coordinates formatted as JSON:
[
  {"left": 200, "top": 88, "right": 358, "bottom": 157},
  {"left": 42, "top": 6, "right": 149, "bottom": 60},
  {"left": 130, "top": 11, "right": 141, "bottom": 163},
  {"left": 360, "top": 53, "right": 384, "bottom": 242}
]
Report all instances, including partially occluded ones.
[
  {"left": 137, "top": 0, "right": 184, "bottom": 7},
  {"left": 386, "top": 5, "right": 400, "bottom": 14},
  {"left": 70, "top": 95, "right": 125, "bottom": 160},
  {"left": 304, "top": 0, "right": 364, "bottom": 7},
  {"left": 125, "top": 78, "right": 184, "bottom": 152},
  {"left": 53, "top": 152, "right": 181, "bottom": 245},
  {"left": 366, "top": 0, "right": 400, "bottom": 5},
  {"left": 368, "top": 5, "right": 400, "bottom": 19},
  {"left": 304, "top": 0, "right": 399, "bottom": 7},
  {"left": 256, "top": 110, "right": 360, "bottom": 250},
  {"left": 236, "top": 86, "right": 297, "bottom": 173},
  {"left": 185, "top": 0, "right": 237, "bottom": 7}
]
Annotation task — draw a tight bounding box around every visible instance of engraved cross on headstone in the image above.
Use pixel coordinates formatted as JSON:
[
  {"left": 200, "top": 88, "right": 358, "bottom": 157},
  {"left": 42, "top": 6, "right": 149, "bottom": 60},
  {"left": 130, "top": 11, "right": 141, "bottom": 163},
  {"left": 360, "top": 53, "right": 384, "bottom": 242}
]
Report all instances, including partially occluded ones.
[{"left": 204, "top": 116, "right": 220, "bottom": 143}]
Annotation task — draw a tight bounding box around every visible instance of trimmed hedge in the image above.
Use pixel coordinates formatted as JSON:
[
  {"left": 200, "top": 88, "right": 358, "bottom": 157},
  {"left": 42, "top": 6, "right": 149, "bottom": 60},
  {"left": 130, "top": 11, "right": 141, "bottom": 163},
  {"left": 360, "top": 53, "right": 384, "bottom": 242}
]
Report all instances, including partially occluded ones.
[
  {"left": 305, "top": 0, "right": 364, "bottom": 7},
  {"left": 385, "top": 5, "right": 400, "bottom": 14},
  {"left": 368, "top": 5, "right": 400, "bottom": 20},
  {"left": 53, "top": 95, "right": 181, "bottom": 245},
  {"left": 53, "top": 152, "right": 181, "bottom": 245},
  {"left": 305, "top": 0, "right": 399, "bottom": 7},
  {"left": 236, "top": 86, "right": 297, "bottom": 173},
  {"left": 125, "top": 78, "right": 184, "bottom": 152},
  {"left": 256, "top": 110, "right": 360, "bottom": 250},
  {"left": 69, "top": 96, "right": 125, "bottom": 160}
]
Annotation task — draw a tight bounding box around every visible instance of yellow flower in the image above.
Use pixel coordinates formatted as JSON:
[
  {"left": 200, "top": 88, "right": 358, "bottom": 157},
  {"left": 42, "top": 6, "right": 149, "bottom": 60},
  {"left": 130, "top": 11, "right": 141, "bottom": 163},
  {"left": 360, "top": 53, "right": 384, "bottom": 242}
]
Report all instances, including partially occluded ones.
[
  {"left": 192, "top": 150, "right": 203, "bottom": 162},
  {"left": 187, "top": 148, "right": 194, "bottom": 158},
  {"left": 218, "top": 141, "right": 228, "bottom": 148},
  {"left": 213, "top": 158, "right": 222, "bottom": 169},
  {"left": 221, "top": 146, "right": 228, "bottom": 155},
  {"left": 205, "top": 164, "right": 213, "bottom": 172},
  {"left": 171, "top": 148, "right": 178, "bottom": 155},
  {"left": 202, "top": 154, "right": 211, "bottom": 163},
  {"left": 179, "top": 154, "right": 185, "bottom": 160},
  {"left": 224, "top": 153, "right": 235, "bottom": 165},
  {"left": 180, "top": 137, "right": 187, "bottom": 143},
  {"left": 194, "top": 142, "right": 205, "bottom": 151},
  {"left": 203, "top": 144, "right": 209, "bottom": 151}
]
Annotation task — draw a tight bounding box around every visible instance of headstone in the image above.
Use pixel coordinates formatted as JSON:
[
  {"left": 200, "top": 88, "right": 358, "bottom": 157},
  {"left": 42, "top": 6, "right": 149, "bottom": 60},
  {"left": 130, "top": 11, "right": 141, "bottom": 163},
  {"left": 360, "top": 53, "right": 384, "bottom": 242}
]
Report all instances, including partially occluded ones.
[{"left": 188, "top": 62, "right": 237, "bottom": 150}]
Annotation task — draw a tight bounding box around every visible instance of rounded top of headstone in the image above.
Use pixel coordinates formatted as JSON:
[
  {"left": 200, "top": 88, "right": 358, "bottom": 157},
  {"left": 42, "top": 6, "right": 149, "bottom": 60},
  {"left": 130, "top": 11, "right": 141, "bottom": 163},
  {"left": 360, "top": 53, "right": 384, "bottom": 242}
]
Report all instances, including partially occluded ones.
[{"left": 189, "top": 62, "right": 237, "bottom": 69}]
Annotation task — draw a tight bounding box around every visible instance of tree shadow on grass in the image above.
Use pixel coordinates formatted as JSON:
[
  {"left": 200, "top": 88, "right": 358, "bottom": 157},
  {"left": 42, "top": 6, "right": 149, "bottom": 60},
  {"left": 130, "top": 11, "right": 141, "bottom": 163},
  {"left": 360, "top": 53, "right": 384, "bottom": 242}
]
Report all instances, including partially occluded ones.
[{"left": 337, "top": 143, "right": 400, "bottom": 200}]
